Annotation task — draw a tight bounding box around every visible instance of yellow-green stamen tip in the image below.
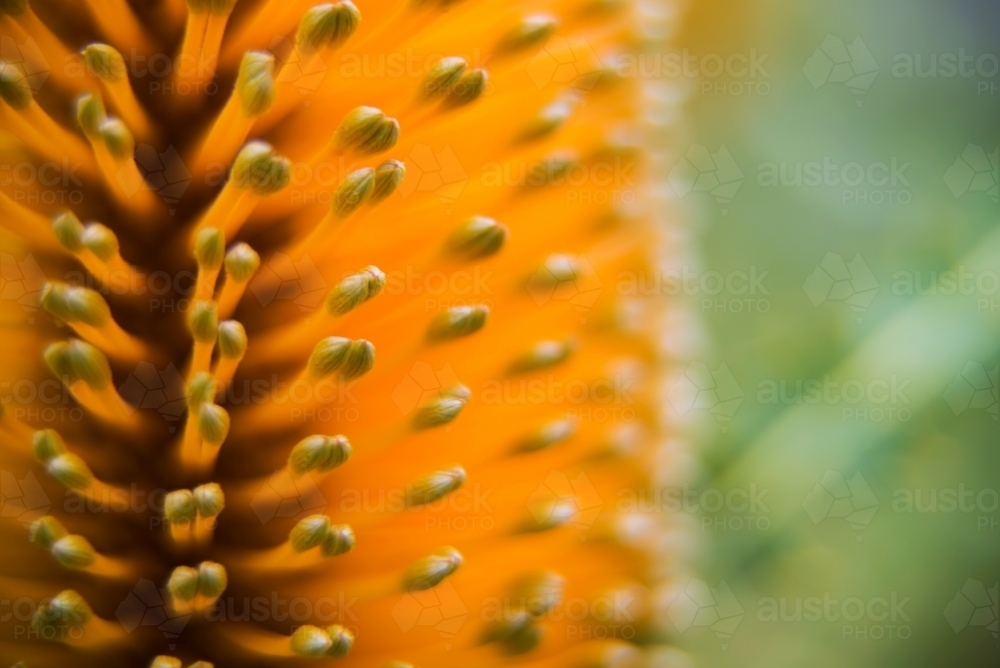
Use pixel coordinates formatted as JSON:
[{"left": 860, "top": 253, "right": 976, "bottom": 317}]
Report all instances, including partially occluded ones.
[
  {"left": 420, "top": 56, "right": 466, "bottom": 99},
  {"left": 40, "top": 282, "right": 111, "bottom": 327},
  {"left": 52, "top": 212, "right": 85, "bottom": 253},
  {"left": 164, "top": 489, "right": 198, "bottom": 525},
  {"left": 445, "top": 68, "right": 488, "bottom": 107},
  {"left": 236, "top": 51, "right": 276, "bottom": 118},
  {"left": 197, "top": 561, "right": 227, "bottom": 598},
  {"left": 371, "top": 159, "right": 406, "bottom": 203},
  {"left": 333, "top": 167, "right": 375, "bottom": 218},
  {"left": 194, "top": 227, "right": 226, "bottom": 270},
  {"left": 167, "top": 566, "right": 199, "bottom": 601},
  {"left": 403, "top": 547, "right": 463, "bottom": 591},
  {"left": 32, "top": 429, "right": 67, "bottom": 462},
  {"left": 289, "top": 434, "right": 352, "bottom": 475},
  {"left": 231, "top": 141, "right": 291, "bottom": 195},
  {"left": 197, "top": 403, "right": 230, "bottom": 446},
  {"left": 413, "top": 386, "right": 470, "bottom": 429},
  {"left": 332, "top": 106, "right": 399, "bottom": 155},
  {"left": 186, "top": 371, "right": 217, "bottom": 407},
  {"left": 296, "top": 1, "right": 361, "bottom": 56},
  {"left": 50, "top": 535, "right": 97, "bottom": 569},
  {"left": 98, "top": 117, "right": 135, "bottom": 161},
  {"left": 217, "top": 320, "right": 247, "bottom": 359},
  {"left": 510, "top": 340, "right": 574, "bottom": 373},
  {"left": 224, "top": 243, "right": 260, "bottom": 283},
  {"left": 81, "top": 43, "right": 126, "bottom": 81},
  {"left": 187, "top": 300, "right": 219, "bottom": 343},
  {"left": 321, "top": 525, "right": 355, "bottom": 557},
  {"left": 193, "top": 483, "right": 225, "bottom": 518},
  {"left": 326, "top": 266, "right": 385, "bottom": 316},
  {"left": 0, "top": 60, "right": 32, "bottom": 109},
  {"left": 498, "top": 14, "right": 557, "bottom": 52},
  {"left": 28, "top": 516, "right": 68, "bottom": 549},
  {"left": 150, "top": 658, "right": 182, "bottom": 668},
  {"left": 81, "top": 223, "right": 120, "bottom": 262},
  {"left": 446, "top": 216, "right": 508, "bottom": 259},
  {"left": 32, "top": 590, "right": 92, "bottom": 637},
  {"left": 307, "top": 337, "right": 375, "bottom": 379},
  {"left": 75, "top": 92, "right": 107, "bottom": 139},
  {"left": 427, "top": 305, "right": 489, "bottom": 341},
  {"left": 64, "top": 338, "right": 112, "bottom": 389},
  {"left": 46, "top": 453, "right": 94, "bottom": 490},
  {"left": 290, "top": 514, "right": 331, "bottom": 552},
  {"left": 407, "top": 466, "right": 466, "bottom": 507}
]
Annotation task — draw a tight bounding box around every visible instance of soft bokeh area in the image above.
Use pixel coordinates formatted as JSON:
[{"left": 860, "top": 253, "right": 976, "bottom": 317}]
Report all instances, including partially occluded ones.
[{"left": 665, "top": 0, "right": 999, "bottom": 665}]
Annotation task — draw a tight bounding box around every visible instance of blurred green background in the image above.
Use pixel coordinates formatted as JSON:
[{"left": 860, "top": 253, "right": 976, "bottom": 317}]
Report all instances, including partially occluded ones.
[{"left": 665, "top": 0, "right": 999, "bottom": 665}]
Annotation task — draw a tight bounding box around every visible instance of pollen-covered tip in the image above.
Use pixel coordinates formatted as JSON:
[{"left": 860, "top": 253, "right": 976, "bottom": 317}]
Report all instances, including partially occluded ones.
[
  {"left": 289, "top": 434, "right": 352, "bottom": 475},
  {"left": 44, "top": 342, "right": 76, "bottom": 384},
  {"left": 413, "top": 386, "right": 470, "bottom": 429},
  {"left": 197, "top": 561, "right": 227, "bottom": 598},
  {"left": 32, "top": 590, "right": 92, "bottom": 636},
  {"left": 529, "top": 498, "right": 576, "bottom": 531},
  {"left": 519, "top": 417, "right": 576, "bottom": 452},
  {"left": 516, "top": 570, "right": 565, "bottom": 616},
  {"left": 236, "top": 51, "right": 276, "bottom": 118},
  {"left": 446, "top": 216, "right": 508, "bottom": 259},
  {"left": 224, "top": 242, "right": 260, "bottom": 283},
  {"left": 40, "top": 282, "right": 111, "bottom": 327},
  {"left": 0, "top": 60, "right": 33, "bottom": 109},
  {"left": 150, "top": 658, "right": 182, "bottom": 668},
  {"left": 75, "top": 92, "right": 107, "bottom": 139},
  {"left": 325, "top": 624, "right": 354, "bottom": 656},
  {"left": 164, "top": 489, "right": 197, "bottom": 525},
  {"left": 445, "top": 68, "right": 488, "bottom": 107},
  {"left": 291, "top": 624, "right": 333, "bottom": 658},
  {"left": 193, "top": 482, "right": 225, "bottom": 518},
  {"left": 333, "top": 167, "right": 375, "bottom": 218},
  {"left": 51, "top": 535, "right": 97, "bottom": 569},
  {"left": 187, "top": 300, "right": 219, "bottom": 343},
  {"left": 231, "top": 141, "right": 291, "bottom": 195},
  {"left": 186, "top": 371, "right": 217, "bottom": 407},
  {"left": 81, "top": 43, "right": 126, "bottom": 81},
  {"left": 28, "top": 516, "right": 68, "bottom": 549},
  {"left": 64, "top": 338, "right": 112, "bottom": 389},
  {"left": 332, "top": 106, "right": 399, "bottom": 155},
  {"left": 497, "top": 14, "right": 558, "bottom": 52},
  {"left": 527, "top": 151, "right": 577, "bottom": 187},
  {"left": 296, "top": 1, "right": 361, "bottom": 56},
  {"left": 407, "top": 465, "right": 466, "bottom": 507},
  {"left": 321, "top": 524, "right": 355, "bottom": 557},
  {"left": 81, "top": 223, "right": 120, "bottom": 261},
  {"left": 52, "top": 212, "right": 85, "bottom": 252},
  {"left": 403, "top": 546, "right": 463, "bottom": 591},
  {"left": 307, "top": 337, "right": 375, "bottom": 379},
  {"left": 167, "top": 566, "right": 200, "bottom": 602},
  {"left": 46, "top": 453, "right": 94, "bottom": 490},
  {"left": 32, "top": 429, "right": 67, "bottom": 462},
  {"left": 197, "top": 403, "right": 230, "bottom": 446},
  {"left": 194, "top": 227, "right": 226, "bottom": 270},
  {"left": 420, "top": 56, "right": 466, "bottom": 99},
  {"left": 98, "top": 117, "right": 136, "bottom": 161},
  {"left": 510, "top": 340, "right": 574, "bottom": 373},
  {"left": 290, "top": 514, "right": 330, "bottom": 552},
  {"left": 538, "top": 253, "right": 579, "bottom": 283},
  {"left": 427, "top": 305, "right": 489, "bottom": 341},
  {"left": 217, "top": 320, "right": 247, "bottom": 359},
  {"left": 326, "top": 266, "right": 385, "bottom": 316},
  {"left": 371, "top": 159, "right": 405, "bottom": 203},
  {"left": 521, "top": 95, "right": 577, "bottom": 140}
]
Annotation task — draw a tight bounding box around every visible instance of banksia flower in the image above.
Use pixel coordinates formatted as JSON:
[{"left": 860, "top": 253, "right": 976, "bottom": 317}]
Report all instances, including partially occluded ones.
[{"left": 0, "top": 1, "right": 684, "bottom": 667}]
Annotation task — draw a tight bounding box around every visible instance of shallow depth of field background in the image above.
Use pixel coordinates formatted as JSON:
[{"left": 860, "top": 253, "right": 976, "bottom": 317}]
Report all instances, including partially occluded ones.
[{"left": 666, "top": 0, "right": 999, "bottom": 665}]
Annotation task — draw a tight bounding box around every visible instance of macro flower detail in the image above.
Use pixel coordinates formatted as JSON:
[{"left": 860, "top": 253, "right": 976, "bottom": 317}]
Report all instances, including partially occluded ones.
[{"left": 0, "top": 1, "right": 678, "bottom": 667}]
